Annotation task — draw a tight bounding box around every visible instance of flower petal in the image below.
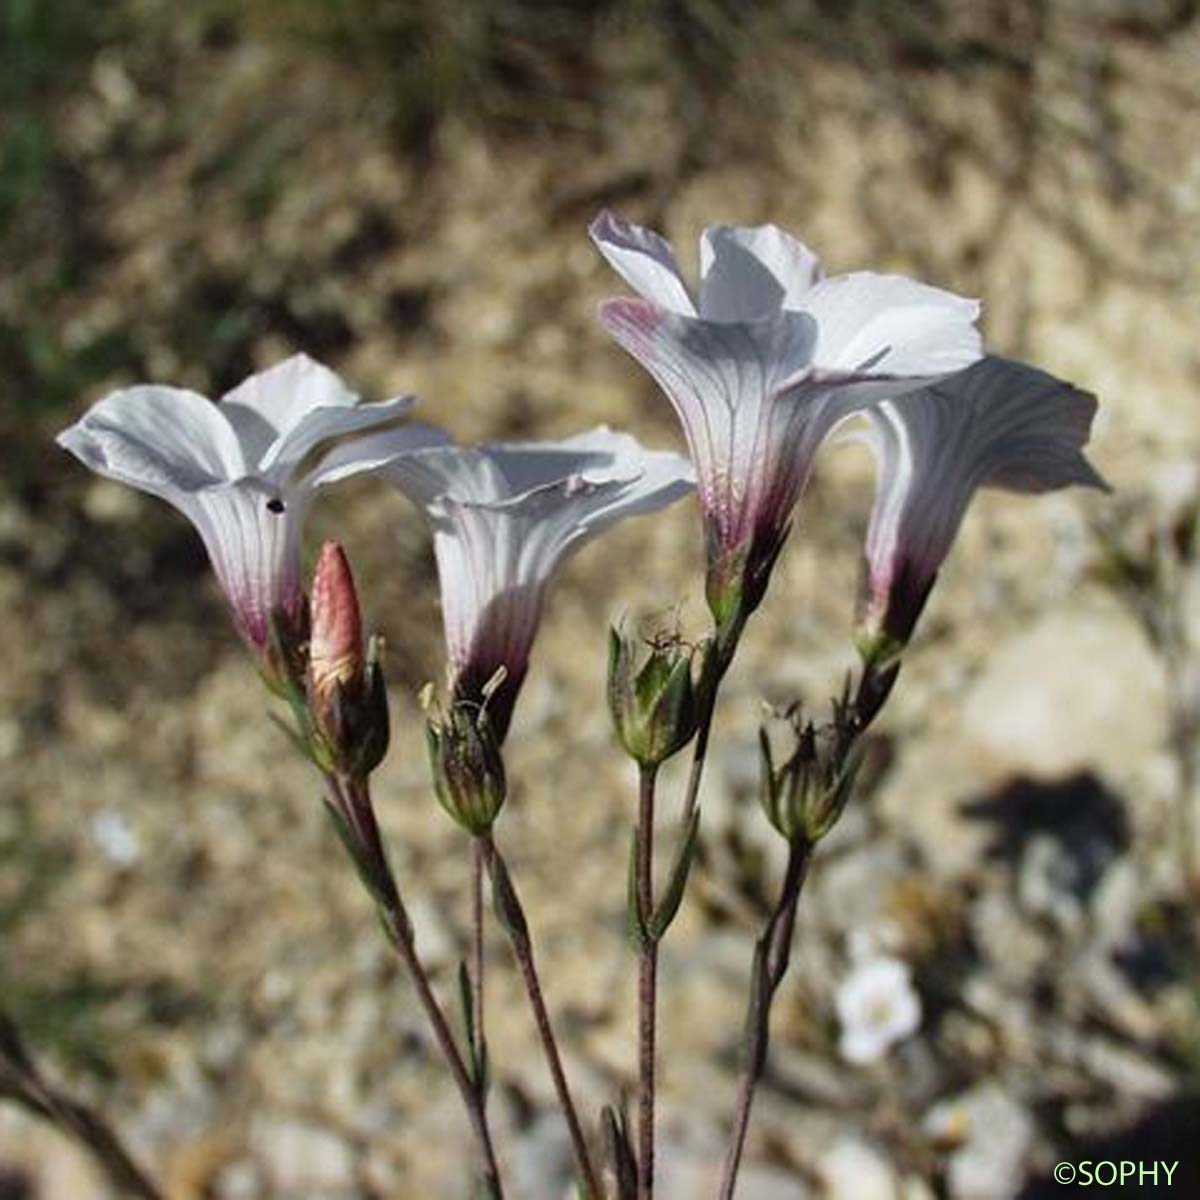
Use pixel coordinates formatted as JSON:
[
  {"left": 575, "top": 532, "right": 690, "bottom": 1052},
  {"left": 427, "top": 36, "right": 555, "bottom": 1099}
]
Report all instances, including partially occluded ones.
[
  {"left": 589, "top": 210, "right": 697, "bottom": 316},
  {"left": 857, "top": 356, "right": 1107, "bottom": 644},
  {"left": 258, "top": 395, "right": 419, "bottom": 480},
  {"left": 181, "top": 482, "right": 307, "bottom": 651},
  {"left": 220, "top": 354, "right": 359, "bottom": 468},
  {"left": 699, "top": 224, "right": 823, "bottom": 321},
  {"left": 803, "top": 272, "right": 982, "bottom": 376},
  {"left": 57, "top": 385, "right": 246, "bottom": 498},
  {"left": 303, "top": 419, "right": 452, "bottom": 489},
  {"left": 385, "top": 429, "right": 693, "bottom": 738},
  {"left": 381, "top": 444, "right": 510, "bottom": 508},
  {"left": 599, "top": 297, "right": 816, "bottom": 544}
]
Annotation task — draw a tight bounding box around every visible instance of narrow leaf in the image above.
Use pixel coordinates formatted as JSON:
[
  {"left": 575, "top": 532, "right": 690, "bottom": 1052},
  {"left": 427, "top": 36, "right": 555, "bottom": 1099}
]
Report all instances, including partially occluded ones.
[
  {"left": 601, "top": 1104, "right": 638, "bottom": 1200},
  {"left": 648, "top": 808, "right": 701, "bottom": 941},
  {"left": 489, "top": 847, "right": 529, "bottom": 947},
  {"left": 456, "top": 961, "right": 481, "bottom": 1089}
]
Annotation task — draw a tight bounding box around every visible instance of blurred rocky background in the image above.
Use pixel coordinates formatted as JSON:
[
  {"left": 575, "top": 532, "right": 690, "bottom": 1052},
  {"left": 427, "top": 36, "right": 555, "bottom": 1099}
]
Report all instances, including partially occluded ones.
[{"left": 2, "top": 0, "right": 1199, "bottom": 1196}]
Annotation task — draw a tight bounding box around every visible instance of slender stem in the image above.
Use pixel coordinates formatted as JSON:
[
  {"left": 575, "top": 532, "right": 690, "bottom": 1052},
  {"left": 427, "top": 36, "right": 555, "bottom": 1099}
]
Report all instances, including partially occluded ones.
[
  {"left": 636, "top": 764, "right": 659, "bottom": 1200},
  {"left": 329, "top": 775, "right": 505, "bottom": 1198},
  {"left": 480, "top": 835, "right": 600, "bottom": 1198},
  {"left": 679, "top": 688, "right": 717, "bottom": 829},
  {"left": 1, "top": 1035, "right": 165, "bottom": 1200},
  {"left": 718, "top": 838, "right": 813, "bottom": 1200},
  {"left": 377, "top": 894, "right": 506, "bottom": 1198},
  {"left": 472, "top": 838, "right": 487, "bottom": 1074},
  {"left": 679, "top": 618, "right": 744, "bottom": 828}
]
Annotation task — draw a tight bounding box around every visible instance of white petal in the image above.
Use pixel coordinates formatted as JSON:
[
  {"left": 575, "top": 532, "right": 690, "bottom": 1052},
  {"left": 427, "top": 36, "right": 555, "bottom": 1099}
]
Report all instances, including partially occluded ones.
[
  {"left": 599, "top": 297, "right": 816, "bottom": 542},
  {"left": 699, "top": 224, "right": 823, "bottom": 321},
  {"left": 858, "top": 357, "right": 1105, "bottom": 640},
  {"left": 804, "top": 272, "right": 982, "bottom": 376},
  {"left": 181, "top": 482, "right": 307, "bottom": 650},
  {"left": 57, "top": 385, "right": 246, "bottom": 499},
  {"left": 839, "top": 1028, "right": 891, "bottom": 1065},
  {"left": 386, "top": 430, "right": 692, "bottom": 733},
  {"left": 381, "top": 444, "right": 510, "bottom": 508},
  {"left": 589, "top": 210, "right": 697, "bottom": 316},
  {"left": 431, "top": 503, "right": 544, "bottom": 675},
  {"left": 255, "top": 394, "right": 416, "bottom": 479},
  {"left": 220, "top": 354, "right": 359, "bottom": 465},
  {"left": 302, "top": 419, "right": 451, "bottom": 489},
  {"left": 479, "top": 425, "right": 691, "bottom": 496}
]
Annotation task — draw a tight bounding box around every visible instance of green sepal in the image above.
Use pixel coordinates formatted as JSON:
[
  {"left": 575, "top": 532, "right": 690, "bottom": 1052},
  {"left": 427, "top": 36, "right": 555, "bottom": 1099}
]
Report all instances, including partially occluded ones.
[
  {"left": 607, "top": 625, "right": 699, "bottom": 768},
  {"left": 805, "top": 738, "right": 866, "bottom": 842},
  {"left": 349, "top": 648, "right": 390, "bottom": 776},
  {"left": 426, "top": 704, "right": 507, "bottom": 835},
  {"left": 853, "top": 625, "right": 906, "bottom": 675}
]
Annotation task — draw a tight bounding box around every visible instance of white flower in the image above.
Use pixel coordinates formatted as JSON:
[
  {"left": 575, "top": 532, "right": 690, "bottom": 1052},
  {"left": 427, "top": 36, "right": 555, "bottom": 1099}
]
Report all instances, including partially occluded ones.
[
  {"left": 924, "top": 1083, "right": 1034, "bottom": 1200},
  {"left": 851, "top": 356, "right": 1108, "bottom": 658},
  {"left": 57, "top": 355, "right": 447, "bottom": 663},
  {"left": 382, "top": 426, "right": 694, "bottom": 740},
  {"left": 836, "top": 954, "right": 922, "bottom": 1065},
  {"left": 91, "top": 809, "right": 139, "bottom": 867},
  {"left": 591, "top": 211, "right": 982, "bottom": 622}
]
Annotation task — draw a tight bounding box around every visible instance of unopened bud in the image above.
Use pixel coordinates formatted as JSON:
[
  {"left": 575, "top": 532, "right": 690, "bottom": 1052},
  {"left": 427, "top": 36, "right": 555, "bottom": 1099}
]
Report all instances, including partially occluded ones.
[
  {"left": 305, "top": 542, "right": 389, "bottom": 776},
  {"left": 425, "top": 695, "right": 507, "bottom": 835},
  {"left": 310, "top": 541, "right": 363, "bottom": 702},
  {"left": 608, "top": 626, "right": 700, "bottom": 768}
]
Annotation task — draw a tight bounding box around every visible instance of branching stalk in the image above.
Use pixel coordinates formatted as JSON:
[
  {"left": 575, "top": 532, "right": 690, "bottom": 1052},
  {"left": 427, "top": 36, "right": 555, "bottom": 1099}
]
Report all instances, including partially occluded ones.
[
  {"left": 0, "top": 1012, "right": 164, "bottom": 1200},
  {"left": 717, "top": 837, "right": 813, "bottom": 1199},
  {"left": 329, "top": 775, "right": 505, "bottom": 1198},
  {"left": 480, "top": 834, "right": 600, "bottom": 1198}
]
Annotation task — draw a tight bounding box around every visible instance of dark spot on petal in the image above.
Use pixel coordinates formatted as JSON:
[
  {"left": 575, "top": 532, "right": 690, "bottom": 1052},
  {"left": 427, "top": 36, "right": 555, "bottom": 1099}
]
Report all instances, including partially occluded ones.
[{"left": 266, "top": 498, "right": 285, "bottom": 514}]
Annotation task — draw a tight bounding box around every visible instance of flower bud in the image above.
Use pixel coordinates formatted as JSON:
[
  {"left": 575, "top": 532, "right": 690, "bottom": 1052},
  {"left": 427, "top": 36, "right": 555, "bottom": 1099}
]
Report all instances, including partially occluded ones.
[
  {"left": 310, "top": 541, "right": 363, "bottom": 703},
  {"left": 305, "top": 542, "right": 389, "bottom": 777},
  {"left": 607, "top": 626, "right": 700, "bottom": 768},
  {"left": 425, "top": 695, "right": 507, "bottom": 835}
]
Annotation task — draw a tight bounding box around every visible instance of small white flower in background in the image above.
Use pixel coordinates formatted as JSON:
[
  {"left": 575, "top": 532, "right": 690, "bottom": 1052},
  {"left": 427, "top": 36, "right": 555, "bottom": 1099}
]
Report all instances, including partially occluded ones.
[
  {"left": 382, "top": 426, "right": 694, "bottom": 741},
  {"left": 836, "top": 954, "right": 922, "bottom": 1065},
  {"left": 57, "top": 355, "right": 447, "bottom": 673},
  {"left": 91, "top": 809, "right": 139, "bottom": 867},
  {"left": 924, "top": 1083, "right": 1034, "bottom": 1200},
  {"left": 591, "top": 210, "right": 982, "bottom": 622}
]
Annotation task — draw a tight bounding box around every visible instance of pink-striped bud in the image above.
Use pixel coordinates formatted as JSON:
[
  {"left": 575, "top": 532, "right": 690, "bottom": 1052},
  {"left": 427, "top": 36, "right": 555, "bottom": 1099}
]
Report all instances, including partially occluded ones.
[
  {"left": 309, "top": 541, "right": 364, "bottom": 705},
  {"left": 304, "top": 542, "right": 388, "bottom": 778}
]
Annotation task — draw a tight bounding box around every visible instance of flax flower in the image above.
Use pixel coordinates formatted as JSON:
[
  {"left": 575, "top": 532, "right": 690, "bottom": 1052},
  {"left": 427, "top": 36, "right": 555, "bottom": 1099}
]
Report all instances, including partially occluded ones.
[
  {"left": 591, "top": 211, "right": 983, "bottom": 623},
  {"left": 852, "top": 356, "right": 1107, "bottom": 660},
  {"left": 836, "top": 955, "right": 922, "bottom": 1065},
  {"left": 382, "top": 426, "right": 693, "bottom": 740},
  {"left": 57, "top": 355, "right": 446, "bottom": 666}
]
